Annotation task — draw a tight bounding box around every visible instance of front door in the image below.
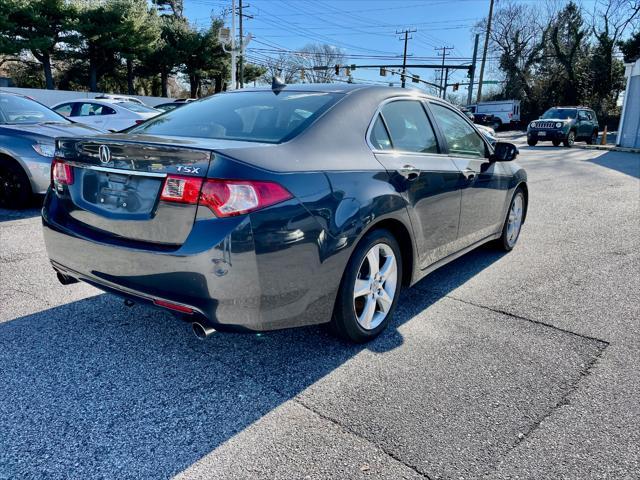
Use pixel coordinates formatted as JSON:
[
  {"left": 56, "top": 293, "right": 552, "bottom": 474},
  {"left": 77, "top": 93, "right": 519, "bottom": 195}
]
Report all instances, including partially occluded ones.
[
  {"left": 428, "top": 101, "right": 511, "bottom": 248},
  {"left": 369, "top": 99, "right": 463, "bottom": 268}
]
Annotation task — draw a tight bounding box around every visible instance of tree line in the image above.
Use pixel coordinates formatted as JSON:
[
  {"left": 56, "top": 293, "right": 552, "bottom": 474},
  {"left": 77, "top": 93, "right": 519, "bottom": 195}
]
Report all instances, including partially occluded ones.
[
  {"left": 0, "top": 0, "right": 266, "bottom": 97},
  {"left": 478, "top": 0, "right": 640, "bottom": 123}
]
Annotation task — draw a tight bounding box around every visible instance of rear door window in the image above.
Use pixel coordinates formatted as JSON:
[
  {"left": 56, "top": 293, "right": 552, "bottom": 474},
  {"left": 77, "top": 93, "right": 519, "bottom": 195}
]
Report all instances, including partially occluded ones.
[
  {"left": 54, "top": 103, "right": 73, "bottom": 117},
  {"left": 369, "top": 114, "right": 392, "bottom": 150},
  {"left": 429, "top": 102, "right": 486, "bottom": 158},
  {"left": 78, "top": 103, "right": 109, "bottom": 116},
  {"left": 379, "top": 100, "right": 438, "bottom": 153}
]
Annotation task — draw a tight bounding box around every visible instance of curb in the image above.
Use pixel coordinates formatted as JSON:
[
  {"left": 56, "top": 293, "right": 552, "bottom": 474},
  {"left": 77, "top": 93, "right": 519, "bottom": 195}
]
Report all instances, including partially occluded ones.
[{"left": 573, "top": 144, "right": 640, "bottom": 154}]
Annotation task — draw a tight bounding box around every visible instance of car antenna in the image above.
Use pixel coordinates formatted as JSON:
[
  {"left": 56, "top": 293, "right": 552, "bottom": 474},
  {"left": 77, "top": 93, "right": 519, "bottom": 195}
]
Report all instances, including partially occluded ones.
[{"left": 271, "top": 76, "right": 286, "bottom": 94}]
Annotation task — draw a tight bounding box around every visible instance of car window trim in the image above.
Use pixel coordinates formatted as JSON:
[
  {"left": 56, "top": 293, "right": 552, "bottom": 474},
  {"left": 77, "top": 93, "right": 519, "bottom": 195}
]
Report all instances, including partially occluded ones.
[
  {"left": 426, "top": 100, "right": 491, "bottom": 159},
  {"left": 366, "top": 96, "right": 442, "bottom": 156}
]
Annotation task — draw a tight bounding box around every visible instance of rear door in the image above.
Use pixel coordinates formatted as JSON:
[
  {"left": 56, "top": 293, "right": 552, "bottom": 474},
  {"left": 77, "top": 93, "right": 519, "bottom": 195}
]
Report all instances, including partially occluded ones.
[
  {"left": 428, "top": 101, "right": 511, "bottom": 247},
  {"left": 53, "top": 137, "right": 212, "bottom": 245},
  {"left": 369, "top": 99, "right": 463, "bottom": 268}
]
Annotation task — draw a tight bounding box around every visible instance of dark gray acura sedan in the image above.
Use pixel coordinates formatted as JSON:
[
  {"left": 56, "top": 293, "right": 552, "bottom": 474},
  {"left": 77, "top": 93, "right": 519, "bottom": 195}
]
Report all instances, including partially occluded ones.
[{"left": 42, "top": 83, "right": 527, "bottom": 343}]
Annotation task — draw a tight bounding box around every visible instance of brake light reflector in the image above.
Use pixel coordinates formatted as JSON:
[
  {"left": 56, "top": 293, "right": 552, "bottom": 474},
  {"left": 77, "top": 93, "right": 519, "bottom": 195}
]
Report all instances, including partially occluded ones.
[
  {"left": 153, "top": 299, "right": 194, "bottom": 314},
  {"left": 199, "top": 179, "right": 292, "bottom": 217},
  {"left": 52, "top": 158, "right": 73, "bottom": 186},
  {"left": 160, "top": 175, "right": 203, "bottom": 204}
]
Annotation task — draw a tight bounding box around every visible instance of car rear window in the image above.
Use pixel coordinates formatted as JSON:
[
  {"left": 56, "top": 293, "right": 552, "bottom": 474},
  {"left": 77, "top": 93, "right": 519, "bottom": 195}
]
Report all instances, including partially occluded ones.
[
  {"left": 0, "top": 94, "right": 68, "bottom": 124},
  {"left": 130, "top": 91, "right": 342, "bottom": 143},
  {"left": 116, "top": 102, "right": 159, "bottom": 113}
]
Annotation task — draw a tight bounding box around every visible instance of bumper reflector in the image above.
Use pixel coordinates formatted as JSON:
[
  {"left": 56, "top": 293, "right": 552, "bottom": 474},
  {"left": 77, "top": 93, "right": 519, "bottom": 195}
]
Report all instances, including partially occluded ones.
[{"left": 153, "top": 299, "right": 194, "bottom": 314}]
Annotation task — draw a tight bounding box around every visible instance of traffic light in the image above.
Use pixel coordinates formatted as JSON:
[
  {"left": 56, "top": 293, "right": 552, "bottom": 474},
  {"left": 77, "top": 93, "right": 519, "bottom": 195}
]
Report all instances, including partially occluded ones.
[
  {"left": 380, "top": 67, "right": 386, "bottom": 77},
  {"left": 350, "top": 64, "right": 357, "bottom": 71},
  {"left": 453, "top": 83, "right": 460, "bottom": 91},
  {"left": 334, "top": 64, "right": 340, "bottom": 75},
  {"left": 412, "top": 75, "right": 420, "bottom": 83}
]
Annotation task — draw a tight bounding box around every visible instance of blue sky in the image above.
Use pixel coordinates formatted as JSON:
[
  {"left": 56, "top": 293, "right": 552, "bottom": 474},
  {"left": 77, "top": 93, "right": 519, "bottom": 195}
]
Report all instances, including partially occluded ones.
[{"left": 183, "top": 0, "right": 600, "bottom": 97}]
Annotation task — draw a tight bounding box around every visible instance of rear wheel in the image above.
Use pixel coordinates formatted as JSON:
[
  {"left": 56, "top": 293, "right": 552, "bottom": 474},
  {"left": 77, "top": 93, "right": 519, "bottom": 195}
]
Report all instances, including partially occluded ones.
[
  {"left": 0, "top": 157, "right": 32, "bottom": 209},
  {"left": 330, "top": 229, "right": 402, "bottom": 343},
  {"left": 563, "top": 131, "right": 576, "bottom": 147},
  {"left": 492, "top": 119, "right": 502, "bottom": 130},
  {"left": 495, "top": 188, "right": 526, "bottom": 251},
  {"left": 527, "top": 139, "right": 537, "bottom": 146},
  {"left": 586, "top": 130, "right": 598, "bottom": 145}
]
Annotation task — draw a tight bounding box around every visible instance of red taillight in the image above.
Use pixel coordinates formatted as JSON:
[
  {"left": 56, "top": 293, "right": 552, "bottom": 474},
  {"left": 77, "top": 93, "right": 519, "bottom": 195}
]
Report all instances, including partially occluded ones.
[
  {"left": 160, "top": 175, "right": 203, "bottom": 204},
  {"left": 51, "top": 158, "right": 73, "bottom": 186},
  {"left": 159, "top": 175, "right": 292, "bottom": 217},
  {"left": 153, "top": 299, "right": 194, "bottom": 314},
  {"left": 199, "top": 179, "right": 292, "bottom": 217}
]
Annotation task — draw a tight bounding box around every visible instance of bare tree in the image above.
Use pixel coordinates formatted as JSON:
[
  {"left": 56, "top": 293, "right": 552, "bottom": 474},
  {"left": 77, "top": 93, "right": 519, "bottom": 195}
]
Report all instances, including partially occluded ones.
[
  {"left": 478, "top": 1, "right": 544, "bottom": 99},
  {"left": 294, "top": 43, "right": 346, "bottom": 83}
]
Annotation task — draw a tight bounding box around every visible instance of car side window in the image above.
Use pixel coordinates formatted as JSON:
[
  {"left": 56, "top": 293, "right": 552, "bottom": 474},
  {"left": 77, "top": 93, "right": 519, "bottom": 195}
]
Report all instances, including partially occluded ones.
[
  {"left": 429, "top": 103, "right": 486, "bottom": 158},
  {"left": 369, "top": 114, "right": 392, "bottom": 150},
  {"left": 379, "top": 100, "right": 438, "bottom": 153},
  {"left": 78, "top": 103, "right": 108, "bottom": 116},
  {"left": 578, "top": 111, "right": 589, "bottom": 121},
  {"left": 54, "top": 103, "right": 73, "bottom": 117}
]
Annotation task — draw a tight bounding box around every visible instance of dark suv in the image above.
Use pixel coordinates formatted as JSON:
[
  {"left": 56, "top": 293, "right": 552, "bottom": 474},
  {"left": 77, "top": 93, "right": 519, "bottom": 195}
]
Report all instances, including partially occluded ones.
[{"left": 527, "top": 107, "right": 599, "bottom": 147}]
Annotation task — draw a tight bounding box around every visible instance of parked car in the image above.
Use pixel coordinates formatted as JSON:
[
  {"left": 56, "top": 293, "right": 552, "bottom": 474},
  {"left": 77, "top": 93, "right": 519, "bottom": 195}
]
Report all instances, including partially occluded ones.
[
  {"left": 94, "top": 94, "right": 145, "bottom": 105},
  {"left": 527, "top": 106, "right": 599, "bottom": 147},
  {"left": 467, "top": 100, "right": 521, "bottom": 129},
  {"left": 0, "top": 92, "right": 102, "bottom": 208},
  {"left": 476, "top": 124, "right": 497, "bottom": 146},
  {"left": 43, "top": 84, "right": 527, "bottom": 343},
  {"left": 51, "top": 98, "right": 161, "bottom": 132},
  {"left": 154, "top": 102, "right": 185, "bottom": 112}
]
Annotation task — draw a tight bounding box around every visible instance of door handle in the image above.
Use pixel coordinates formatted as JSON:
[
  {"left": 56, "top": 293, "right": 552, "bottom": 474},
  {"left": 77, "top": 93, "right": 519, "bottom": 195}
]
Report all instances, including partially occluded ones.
[
  {"left": 462, "top": 168, "right": 476, "bottom": 181},
  {"left": 398, "top": 164, "right": 420, "bottom": 181}
]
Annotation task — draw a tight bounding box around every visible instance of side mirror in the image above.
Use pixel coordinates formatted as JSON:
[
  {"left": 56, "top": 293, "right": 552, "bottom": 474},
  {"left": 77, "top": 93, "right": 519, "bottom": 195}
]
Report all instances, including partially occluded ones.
[{"left": 490, "top": 141, "right": 518, "bottom": 162}]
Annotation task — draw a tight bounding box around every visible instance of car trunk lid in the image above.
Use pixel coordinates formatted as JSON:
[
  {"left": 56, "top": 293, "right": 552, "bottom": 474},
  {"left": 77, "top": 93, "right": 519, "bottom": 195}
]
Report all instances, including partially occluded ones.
[{"left": 55, "top": 136, "right": 212, "bottom": 246}]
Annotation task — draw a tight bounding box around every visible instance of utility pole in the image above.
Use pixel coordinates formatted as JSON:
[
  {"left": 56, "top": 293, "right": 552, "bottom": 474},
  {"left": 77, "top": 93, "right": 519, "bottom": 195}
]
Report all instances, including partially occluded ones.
[
  {"left": 238, "top": 0, "right": 244, "bottom": 88},
  {"left": 467, "top": 33, "right": 480, "bottom": 105},
  {"left": 435, "top": 46, "right": 454, "bottom": 98},
  {"left": 237, "top": 1, "right": 253, "bottom": 88},
  {"left": 397, "top": 28, "right": 416, "bottom": 88},
  {"left": 476, "top": 0, "right": 494, "bottom": 103},
  {"left": 230, "top": 0, "right": 237, "bottom": 90}
]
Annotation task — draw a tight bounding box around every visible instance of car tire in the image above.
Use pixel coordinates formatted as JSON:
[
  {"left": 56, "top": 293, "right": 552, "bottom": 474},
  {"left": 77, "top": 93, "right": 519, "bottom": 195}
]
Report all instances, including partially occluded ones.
[
  {"left": 495, "top": 187, "right": 526, "bottom": 252},
  {"left": 330, "top": 228, "right": 403, "bottom": 343},
  {"left": 492, "top": 119, "right": 502, "bottom": 130},
  {"left": 585, "top": 130, "right": 598, "bottom": 145},
  {"left": 563, "top": 130, "right": 576, "bottom": 147},
  {"left": 552, "top": 140, "right": 561, "bottom": 147},
  {"left": 0, "top": 157, "right": 32, "bottom": 209},
  {"left": 527, "top": 139, "right": 537, "bottom": 146}
]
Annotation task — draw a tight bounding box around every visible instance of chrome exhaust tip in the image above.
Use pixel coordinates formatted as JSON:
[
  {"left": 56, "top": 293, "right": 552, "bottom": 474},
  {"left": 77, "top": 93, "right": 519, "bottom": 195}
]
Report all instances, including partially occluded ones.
[{"left": 192, "top": 322, "right": 216, "bottom": 339}]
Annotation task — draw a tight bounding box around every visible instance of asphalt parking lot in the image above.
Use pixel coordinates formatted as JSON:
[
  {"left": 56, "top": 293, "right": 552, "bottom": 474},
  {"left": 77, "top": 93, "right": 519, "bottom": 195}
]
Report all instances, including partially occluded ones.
[{"left": 1, "top": 136, "right": 638, "bottom": 479}]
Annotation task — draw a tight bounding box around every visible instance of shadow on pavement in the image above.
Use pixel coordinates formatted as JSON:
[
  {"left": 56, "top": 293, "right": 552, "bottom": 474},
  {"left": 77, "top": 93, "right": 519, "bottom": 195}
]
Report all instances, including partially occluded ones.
[
  {"left": 0, "top": 246, "right": 506, "bottom": 478},
  {"left": 0, "top": 195, "right": 44, "bottom": 223},
  {"left": 588, "top": 151, "right": 640, "bottom": 179}
]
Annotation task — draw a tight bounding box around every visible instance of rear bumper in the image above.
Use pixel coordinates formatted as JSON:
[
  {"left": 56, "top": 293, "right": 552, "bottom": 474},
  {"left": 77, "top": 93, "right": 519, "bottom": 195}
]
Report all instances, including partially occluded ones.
[{"left": 42, "top": 191, "right": 337, "bottom": 332}]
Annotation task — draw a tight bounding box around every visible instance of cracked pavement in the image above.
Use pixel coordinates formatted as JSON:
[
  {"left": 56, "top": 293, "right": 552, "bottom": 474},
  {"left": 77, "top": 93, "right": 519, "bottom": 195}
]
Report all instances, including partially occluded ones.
[{"left": 0, "top": 138, "right": 638, "bottom": 479}]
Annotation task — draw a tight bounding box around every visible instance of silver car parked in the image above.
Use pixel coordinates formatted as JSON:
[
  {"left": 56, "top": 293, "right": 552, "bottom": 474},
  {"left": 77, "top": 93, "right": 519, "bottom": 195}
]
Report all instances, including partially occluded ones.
[{"left": 0, "top": 92, "right": 102, "bottom": 208}]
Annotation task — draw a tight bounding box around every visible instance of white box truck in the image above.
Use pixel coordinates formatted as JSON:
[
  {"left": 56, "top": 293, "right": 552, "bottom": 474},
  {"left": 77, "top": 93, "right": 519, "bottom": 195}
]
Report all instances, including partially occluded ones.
[{"left": 467, "top": 100, "right": 521, "bottom": 129}]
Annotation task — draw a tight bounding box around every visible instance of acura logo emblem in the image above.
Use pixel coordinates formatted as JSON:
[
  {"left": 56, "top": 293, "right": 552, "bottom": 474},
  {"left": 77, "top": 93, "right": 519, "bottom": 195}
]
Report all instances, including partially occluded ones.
[{"left": 98, "top": 145, "right": 111, "bottom": 164}]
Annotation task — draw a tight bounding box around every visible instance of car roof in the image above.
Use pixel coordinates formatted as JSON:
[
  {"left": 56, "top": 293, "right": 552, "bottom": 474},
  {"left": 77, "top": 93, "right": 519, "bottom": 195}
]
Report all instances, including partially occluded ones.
[{"left": 229, "top": 82, "right": 441, "bottom": 100}]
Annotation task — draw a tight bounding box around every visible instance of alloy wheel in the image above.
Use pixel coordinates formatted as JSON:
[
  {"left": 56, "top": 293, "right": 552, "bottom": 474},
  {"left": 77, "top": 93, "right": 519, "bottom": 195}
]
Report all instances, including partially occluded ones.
[
  {"left": 567, "top": 131, "right": 575, "bottom": 146},
  {"left": 353, "top": 243, "right": 398, "bottom": 330},
  {"left": 506, "top": 192, "right": 524, "bottom": 247}
]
